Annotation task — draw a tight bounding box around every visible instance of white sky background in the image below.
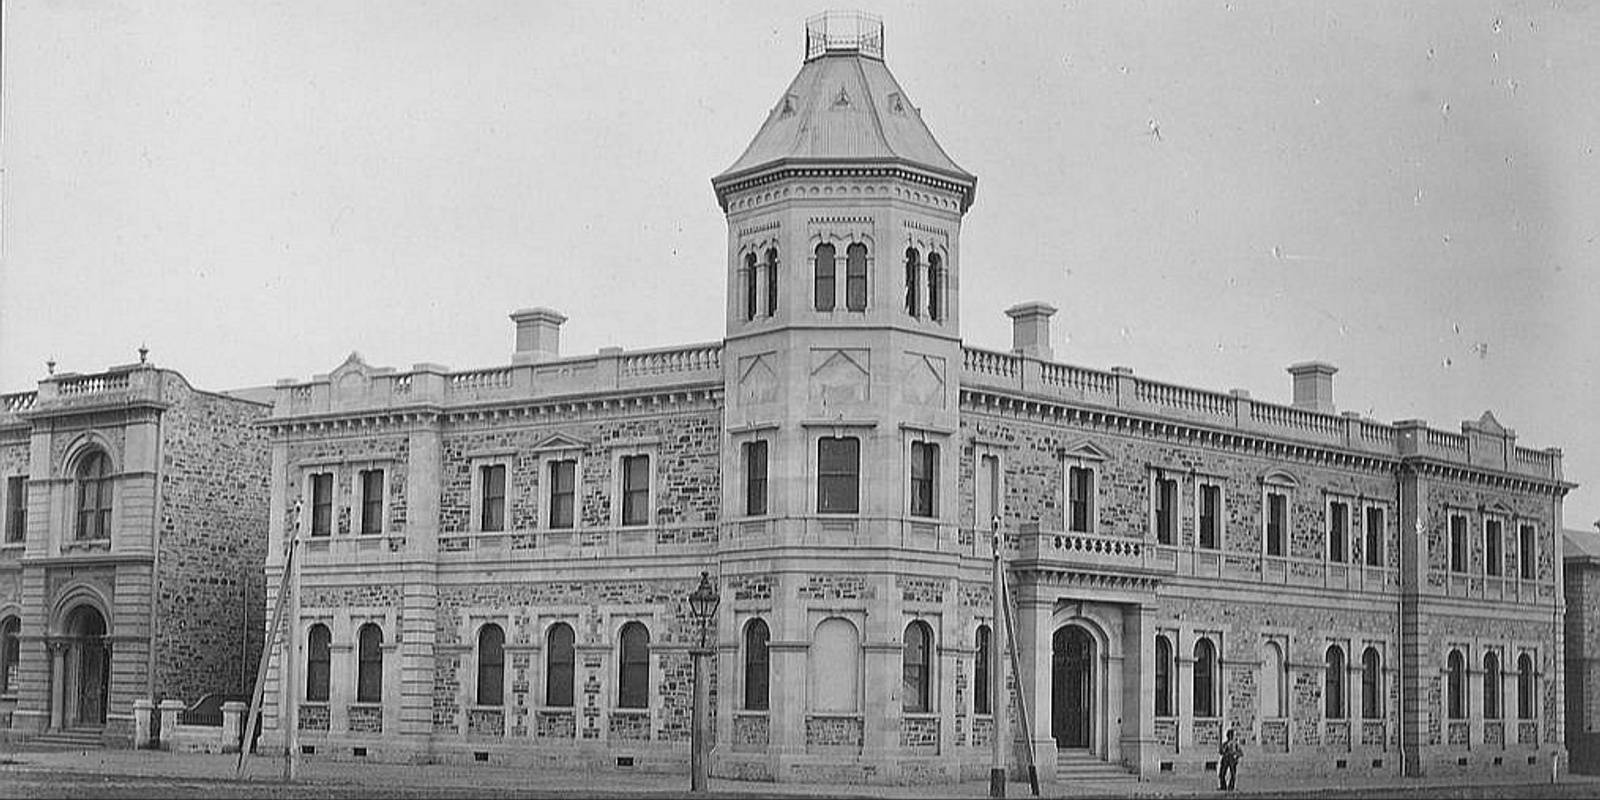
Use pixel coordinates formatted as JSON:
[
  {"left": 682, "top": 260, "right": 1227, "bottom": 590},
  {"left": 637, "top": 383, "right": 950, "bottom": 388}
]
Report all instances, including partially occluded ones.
[{"left": 2, "top": 1, "right": 1597, "bottom": 526}]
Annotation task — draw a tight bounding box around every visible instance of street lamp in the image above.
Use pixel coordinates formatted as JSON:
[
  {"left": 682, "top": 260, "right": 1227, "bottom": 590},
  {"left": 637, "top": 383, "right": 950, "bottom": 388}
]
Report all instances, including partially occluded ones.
[
  {"left": 687, "top": 571, "right": 721, "bottom": 793},
  {"left": 990, "top": 514, "right": 1007, "bottom": 798}
]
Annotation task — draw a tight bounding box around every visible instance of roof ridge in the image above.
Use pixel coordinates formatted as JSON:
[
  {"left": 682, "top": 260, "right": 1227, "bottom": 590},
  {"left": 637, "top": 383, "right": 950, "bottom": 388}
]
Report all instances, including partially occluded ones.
[{"left": 850, "top": 55, "right": 894, "bottom": 158}]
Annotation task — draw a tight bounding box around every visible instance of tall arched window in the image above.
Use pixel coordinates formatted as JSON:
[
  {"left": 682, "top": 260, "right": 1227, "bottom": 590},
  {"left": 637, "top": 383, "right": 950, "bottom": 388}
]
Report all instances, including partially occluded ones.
[
  {"left": 904, "top": 247, "right": 921, "bottom": 316},
  {"left": 1517, "top": 653, "right": 1535, "bottom": 720},
  {"left": 1483, "top": 651, "right": 1501, "bottom": 720},
  {"left": 744, "top": 618, "right": 770, "bottom": 711},
  {"left": 477, "top": 624, "right": 505, "bottom": 706},
  {"left": 1155, "top": 635, "right": 1173, "bottom": 717},
  {"left": 845, "top": 243, "right": 867, "bottom": 311},
  {"left": 1447, "top": 649, "right": 1466, "bottom": 719},
  {"left": 1325, "top": 645, "right": 1346, "bottom": 719},
  {"left": 927, "top": 252, "right": 943, "bottom": 321},
  {"left": 814, "top": 243, "right": 836, "bottom": 311},
  {"left": 764, "top": 248, "right": 779, "bottom": 317},
  {"left": 903, "top": 621, "right": 933, "bottom": 713},
  {"left": 618, "top": 622, "right": 650, "bottom": 709},
  {"left": 1361, "top": 647, "right": 1382, "bottom": 719},
  {"left": 76, "top": 451, "right": 113, "bottom": 540},
  {"left": 1262, "top": 640, "right": 1286, "bottom": 718},
  {"left": 0, "top": 616, "right": 20, "bottom": 696},
  {"left": 1193, "top": 638, "right": 1216, "bottom": 718},
  {"left": 974, "top": 625, "right": 992, "bottom": 715},
  {"left": 546, "top": 622, "right": 575, "bottom": 707},
  {"left": 357, "top": 623, "right": 383, "bottom": 703},
  {"left": 306, "top": 623, "right": 331, "bottom": 702},
  {"left": 743, "top": 252, "right": 758, "bottom": 321},
  {"left": 809, "top": 617, "right": 859, "bottom": 712}
]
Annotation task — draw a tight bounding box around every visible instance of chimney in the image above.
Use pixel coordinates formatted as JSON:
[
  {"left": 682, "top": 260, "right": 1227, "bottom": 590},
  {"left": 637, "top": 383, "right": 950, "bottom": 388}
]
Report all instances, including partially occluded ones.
[
  {"left": 510, "top": 308, "right": 567, "bottom": 364},
  {"left": 1006, "top": 302, "right": 1058, "bottom": 361},
  {"left": 1287, "top": 361, "right": 1338, "bottom": 413}
]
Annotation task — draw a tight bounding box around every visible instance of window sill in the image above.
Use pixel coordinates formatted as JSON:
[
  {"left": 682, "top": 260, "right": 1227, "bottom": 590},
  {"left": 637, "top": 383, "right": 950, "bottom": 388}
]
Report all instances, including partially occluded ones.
[
  {"left": 612, "top": 707, "right": 650, "bottom": 714},
  {"left": 902, "top": 711, "right": 938, "bottom": 719},
  {"left": 467, "top": 704, "right": 506, "bottom": 712},
  {"left": 349, "top": 702, "right": 382, "bottom": 710},
  {"left": 535, "top": 706, "right": 577, "bottom": 714},
  {"left": 62, "top": 539, "right": 110, "bottom": 552},
  {"left": 735, "top": 709, "right": 770, "bottom": 716}
]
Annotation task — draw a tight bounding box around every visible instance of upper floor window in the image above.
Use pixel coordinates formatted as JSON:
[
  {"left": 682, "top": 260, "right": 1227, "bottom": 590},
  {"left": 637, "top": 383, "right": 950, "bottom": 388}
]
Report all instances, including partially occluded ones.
[
  {"left": 1264, "top": 491, "right": 1288, "bottom": 557},
  {"left": 909, "top": 441, "right": 938, "bottom": 518},
  {"left": 309, "top": 471, "right": 333, "bottom": 537},
  {"left": 1361, "top": 647, "right": 1382, "bottom": 719},
  {"left": 814, "top": 243, "right": 836, "bottom": 312},
  {"left": 1, "top": 616, "right": 19, "bottom": 696},
  {"left": 76, "top": 451, "right": 113, "bottom": 541},
  {"left": 1517, "top": 653, "right": 1535, "bottom": 719},
  {"left": 744, "top": 618, "right": 770, "bottom": 711},
  {"left": 357, "top": 623, "right": 384, "bottom": 703},
  {"left": 1485, "top": 519, "right": 1503, "bottom": 577},
  {"left": 744, "top": 440, "right": 768, "bottom": 517},
  {"left": 817, "top": 436, "right": 860, "bottom": 514},
  {"left": 845, "top": 243, "right": 868, "bottom": 311},
  {"left": 1193, "top": 637, "right": 1217, "bottom": 718},
  {"left": 1068, "top": 465, "right": 1095, "bottom": 533},
  {"left": 1154, "top": 634, "right": 1173, "bottom": 717},
  {"left": 1447, "top": 648, "right": 1467, "bottom": 719},
  {"left": 1519, "top": 524, "right": 1537, "bottom": 580},
  {"left": 306, "top": 623, "right": 331, "bottom": 702},
  {"left": 546, "top": 622, "right": 576, "bottom": 707},
  {"left": 1153, "top": 474, "right": 1178, "bottom": 545},
  {"left": 927, "top": 252, "right": 943, "bottom": 321},
  {"left": 4, "top": 475, "right": 24, "bottom": 543},
  {"left": 975, "top": 453, "right": 1001, "bottom": 532},
  {"left": 359, "top": 468, "right": 385, "bottom": 535},
  {"left": 903, "top": 621, "right": 933, "bottom": 713},
  {"left": 1328, "top": 500, "right": 1349, "bottom": 563},
  {"left": 477, "top": 624, "right": 505, "bottom": 706},
  {"left": 1198, "top": 482, "right": 1222, "bottom": 550},
  {"left": 743, "top": 252, "right": 758, "bottom": 322},
  {"left": 1364, "top": 506, "right": 1385, "bottom": 567},
  {"left": 547, "top": 459, "right": 576, "bottom": 529},
  {"left": 480, "top": 464, "right": 507, "bottom": 532},
  {"left": 1449, "top": 514, "right": 1468, "bottom": 573},
  {"left": 1325, "top": 644, "right": 1347, "bottom": 719},
  {"left": 764, "top": 248, "right": 779, "bottom": 317},
  {"left": 904, "top": 248, "right": 921, "bottom": 317},
  {"left": 619, "top": 454, "right": 651, "bottom": 527},
  {"left": 974, "top": 625, "right": 992, "bottom": 715},
  {"left": 1483, "top": 650, "right": 1501, "bottom": 720},
  {"left": 617, "top": 621, "right": 650, "bottom": 709}
]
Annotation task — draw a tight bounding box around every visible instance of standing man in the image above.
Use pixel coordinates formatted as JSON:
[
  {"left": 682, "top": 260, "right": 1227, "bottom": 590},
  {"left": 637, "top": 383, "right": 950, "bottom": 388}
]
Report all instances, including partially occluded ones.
[{"left": 1218, "top": 728, "right": 1243, "bottom": 791}]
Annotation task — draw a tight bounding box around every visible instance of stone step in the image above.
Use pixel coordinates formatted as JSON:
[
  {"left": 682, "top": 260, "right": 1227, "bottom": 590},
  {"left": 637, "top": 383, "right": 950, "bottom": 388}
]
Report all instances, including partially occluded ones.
[
  {"left": 20, "top": 728, "right": 106, "bottom": 750},
  {"left": 1055, "top": 750, "right": 1138, "bottom": 781}
]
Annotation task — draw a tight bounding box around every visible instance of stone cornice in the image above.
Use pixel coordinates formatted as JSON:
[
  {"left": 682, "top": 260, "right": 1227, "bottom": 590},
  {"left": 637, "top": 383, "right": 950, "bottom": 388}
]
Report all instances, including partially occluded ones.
[
  {"left": 713, "top": 160, "right": 976, "bottom": 213},
  {"left": 1009, "top": 564, "right": 1162, "bottom": 594},
  {"left": 1400, "top": 457, "right": 1575, "bottom": 497}
]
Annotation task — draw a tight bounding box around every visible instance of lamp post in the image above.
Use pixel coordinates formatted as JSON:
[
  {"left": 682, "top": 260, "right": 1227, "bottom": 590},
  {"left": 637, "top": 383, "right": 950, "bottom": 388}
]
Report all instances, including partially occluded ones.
[
  {"left": 687, "top": 571, "right": 721, "bottom": 793},
  {"left": 990, "top": 514, "right": 1007, "bottom": 798}
]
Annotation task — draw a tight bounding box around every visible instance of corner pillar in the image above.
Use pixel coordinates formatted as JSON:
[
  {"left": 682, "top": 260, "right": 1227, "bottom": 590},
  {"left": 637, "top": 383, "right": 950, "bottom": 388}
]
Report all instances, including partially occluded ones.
[{"left": 1015, "top": 595, "right": 1056, "bottom": 784}]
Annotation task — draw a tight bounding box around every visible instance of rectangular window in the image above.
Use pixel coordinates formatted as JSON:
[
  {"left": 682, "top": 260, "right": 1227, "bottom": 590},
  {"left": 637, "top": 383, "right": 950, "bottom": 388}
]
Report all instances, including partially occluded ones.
[
  {"left": 817, "top": 436, "right": 860, "bottom": 514},
  {"left": 744, "top": 441, "right": 768, "bottom": 517},
  {"left": 1485, "top": 519, "right": 1503, "bottom": 576},
  {"left": 1154, "top": 476, "right": 1177, "bottom": 545},
  {"left": 309, "top": 472, "right": 333, "bottom": 537},
  {"left": 1329, "top": 501, "right": 1349, "bottom": 563},
  {"left": 1068, "top": 466, "right": 1093, "bottom": 533},
  {"left": 845, "top": 243, "right": 867, "bottom": 311},
  {"left": 910, "top": 441, "right": 938, "bottom": 518},
  {"left": 548, "top": 459, "right": 575, "bottom": 529},
  {"left": 814, "top": 244, "right": 836, "bottom": 312},
  {"left": 976, "top": 454, "right": 1000, "bottom": 531},
  {"left": 1365, "top": 506, "right": 1384, "bottom": 567},
  {"left": 1519, "top": 524, "right": 1537, "bottom": 580},
  {"left": 1450, "top": 514, "right": 1467, "bottom": 573},
  {"left": 359, "top": 469, "right": 384, "bottom": 535},
  {"left": 1198, "top": 483, "right": 1221, "bottom": 550},
  {"left": 620, "top": 455, "right": 650, "bottom": 527},
  {"left": 1265, "top": 492, "right": 1287, "bottom": 557},
  {"left": 480, "top": 464, "right": 506, "bottom": 532},
  {"left": 3, "top": 476, "right": 24, "bottom": 543}
]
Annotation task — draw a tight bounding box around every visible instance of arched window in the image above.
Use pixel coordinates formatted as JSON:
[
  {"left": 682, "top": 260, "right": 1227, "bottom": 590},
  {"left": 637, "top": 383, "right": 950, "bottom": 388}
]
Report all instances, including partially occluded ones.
[
  {"left": 845, "top": 243, "right": 867, "bottom": 311},
  {"left": 477, "top": 624, "right": 505, "bottom": 706},
  {"left": 814, "top": 243, "right": 836, "bottom": 311},
  {"left": 1325, "top": 645, "right": 1346, "bottom": 719},
  {"left": 903, "top": 621, "right": 933, "bottom": 713},
  {"left": 1193, "top": 638, "right": 1216, "bottom": 718},
  {"left": 76, "top": 451, "right": 113, "bottom": 540},
  {"left": 1447, "top": 649, "right": 1466, "bottom": 719},
  {"left": 974, "top": 625, "right": 992, "bottom": 715},
  {"left": 927, "top": 252, "right": 943, "bottom": 321},
  {"left": 1483, "top": 651, "right": 1501, "bottom": 720},
  {"left": 546, "top": 623, "right": 575, "bottom": 707},
  {"left": 0, "top": 616, "right": 19, "bottom": 696},
  {"left": 744, "top": 619, "right": 770, "bottom": 711},
  {"left": 1361, "top": 647, "right": 1381, "bottom": 719},
  {"left": 1517, "top": 653, "right": 1535, "bottom": 720},
  {"left": 306, "top": 623, "right": 331, "bottom": 702},
  {"left": 764, "top": 248, "right": 779, "bottom": 317},
  {"left": 743, "top": 252, "right": 758, "bottom": 321},
  {"left": 809, "top": 617, "right": 859, "bottom": 712},
  {"left": 357, "top": 623, "right": 383, "bottom": 703},
  {"left": 904, "top": 247, "right": 920, "bottom": 316},
  {"left": 1262, "top": 640, "right": 1286, "bottom": 718},
  {"left": 1155, "top": 635, "right": 1173, "bottom": 717},
  {"left": 618, "top": 622, "right": 650, "bottom": 709}
]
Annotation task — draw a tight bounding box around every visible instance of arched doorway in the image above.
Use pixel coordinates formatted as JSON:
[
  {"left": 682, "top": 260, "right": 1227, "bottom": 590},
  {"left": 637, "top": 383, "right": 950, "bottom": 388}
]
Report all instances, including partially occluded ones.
[
  {"left": 64, "top": 605, "right": 110, "bottom": 727},
  {"left": 1051, "top": 624, "right": 1094, "bottom": 749}
]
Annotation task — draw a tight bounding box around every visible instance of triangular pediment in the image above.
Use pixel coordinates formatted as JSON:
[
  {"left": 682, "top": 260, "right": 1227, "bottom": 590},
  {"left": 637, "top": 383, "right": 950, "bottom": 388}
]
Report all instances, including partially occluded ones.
[
  {"left": 1467, "top": 410, "right": 1509, "bottom": 436},
  {"left": 1059, "top": 439, "right": 1111, "bottom": 462},
  {"left": 330, "top": 351, "right": 370, "bottom": 379},
  {"left": 530, "top": 432, "right": 590, "bottom": 453}
]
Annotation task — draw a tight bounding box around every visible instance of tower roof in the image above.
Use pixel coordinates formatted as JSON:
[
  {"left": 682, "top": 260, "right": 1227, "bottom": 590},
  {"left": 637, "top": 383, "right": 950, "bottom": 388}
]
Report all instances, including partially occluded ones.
[{"left": 713, "top": 13, "right": 976, "bottom": 211}]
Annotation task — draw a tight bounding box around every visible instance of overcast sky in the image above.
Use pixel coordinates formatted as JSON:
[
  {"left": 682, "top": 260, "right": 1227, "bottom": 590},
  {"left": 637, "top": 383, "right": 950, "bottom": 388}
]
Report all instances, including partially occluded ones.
[{"left": 3, "top": 1, "right": 1597, "bottom": 526}]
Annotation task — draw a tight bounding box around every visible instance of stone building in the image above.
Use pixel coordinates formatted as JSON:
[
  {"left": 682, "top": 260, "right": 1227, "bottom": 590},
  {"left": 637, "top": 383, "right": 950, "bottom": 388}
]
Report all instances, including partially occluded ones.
[
  {"left": 1564, "top": 527, "right": 1600, "bottom": 773},
  {"left": 0, "top": 359, "right": 271, "bottom": 746},
  {"left": 253, "top": 14, "right": 1574, "bottom": 785}
]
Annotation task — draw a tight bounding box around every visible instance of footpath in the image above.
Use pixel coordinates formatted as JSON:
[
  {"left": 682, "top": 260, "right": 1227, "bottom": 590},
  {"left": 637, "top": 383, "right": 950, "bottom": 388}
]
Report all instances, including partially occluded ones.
[{"left": 2, "top": 746, "right": 1598, "bottom": 798}]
